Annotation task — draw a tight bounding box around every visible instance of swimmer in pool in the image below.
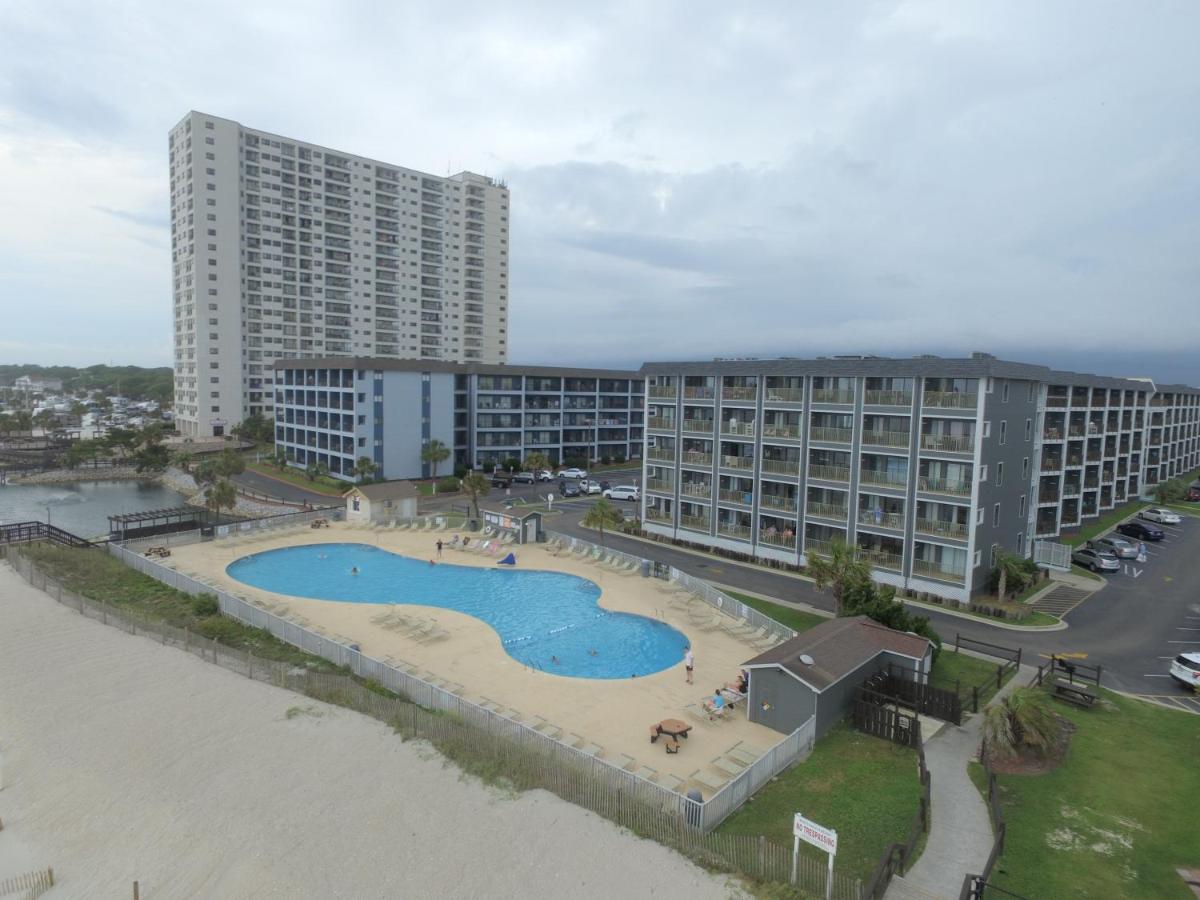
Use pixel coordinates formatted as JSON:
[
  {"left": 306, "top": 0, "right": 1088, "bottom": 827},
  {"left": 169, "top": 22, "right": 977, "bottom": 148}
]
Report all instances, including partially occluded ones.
[
  {"left": 350, "top": 566, "right": 359, "bottom": 575},
  {"left": 587, "top": 649, "right": 598, "bottom": 657},
  {"left": 551, "top": 656, "right": 560, "bottom": 665}
]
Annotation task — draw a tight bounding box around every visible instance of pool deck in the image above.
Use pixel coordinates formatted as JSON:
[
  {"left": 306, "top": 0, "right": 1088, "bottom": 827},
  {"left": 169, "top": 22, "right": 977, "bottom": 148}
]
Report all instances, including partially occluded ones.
[{"left": 163, "top": 523, "right": 791, "bottom": 794}]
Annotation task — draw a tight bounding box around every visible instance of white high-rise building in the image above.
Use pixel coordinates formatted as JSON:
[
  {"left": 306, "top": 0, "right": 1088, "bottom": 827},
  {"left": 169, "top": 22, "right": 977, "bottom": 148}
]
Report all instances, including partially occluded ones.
[{"left": 168, "top": 111, "right": 510, "bottom": 438}]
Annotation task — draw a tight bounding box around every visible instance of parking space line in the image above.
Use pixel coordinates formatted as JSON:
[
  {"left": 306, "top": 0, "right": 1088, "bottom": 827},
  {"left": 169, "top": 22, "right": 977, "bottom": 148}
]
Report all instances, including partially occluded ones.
[
  {"left": 1177, "top": 627, "right": 1200, "bottom": 631},
  {"left": 1168, "top": 640, "right": 1200, "bottom": 643},
  {"left": 1142, "top": 673, "right": 1171, "bottom": 678}
]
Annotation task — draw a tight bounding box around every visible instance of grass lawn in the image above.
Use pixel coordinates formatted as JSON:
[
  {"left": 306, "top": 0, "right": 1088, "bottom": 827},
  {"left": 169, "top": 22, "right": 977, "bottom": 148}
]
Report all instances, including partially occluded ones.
[
  {"left": 717, "top": 723, "right": 922, "bottom": 883},
  {"left": 244, "top": 461, "right": 346, "bottom": 496},
  {"left": 22, "top": 544, "right": 342, "bottom": 672},
  {"left": 722, "top": 589, "right": 827, "bottom": 633},
  {"left": 985, "top": 690, "right": 1200, "bottom": 900},
  {"left": 1062, "top": 500, "right": 1147, "bottom": 547},
  {"left": 929, "top": 649, "right": 1016, "bottom": 707},
  {"left": 912, "top": 597, "right": 1059, "bottom": 628}
]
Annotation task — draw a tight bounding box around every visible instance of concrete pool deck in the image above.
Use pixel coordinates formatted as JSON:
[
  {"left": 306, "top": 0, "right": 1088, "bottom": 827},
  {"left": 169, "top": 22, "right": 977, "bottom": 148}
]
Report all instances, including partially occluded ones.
[{"left": 163, "top": 523, "right": 791, "bottom": 793}]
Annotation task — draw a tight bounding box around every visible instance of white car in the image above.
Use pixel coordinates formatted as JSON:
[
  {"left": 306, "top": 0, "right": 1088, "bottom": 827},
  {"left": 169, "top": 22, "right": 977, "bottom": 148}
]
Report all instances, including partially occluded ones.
[
  {"left": 537, "top": 470, "right": 554, "bottom": 482},
  {"left": 579, "top": 479, "right": 602, "bottom": 495},
  {"left": 1169, "top": 653, "right": 1200, "bottom": 690},
  {"left": 603, "top": 485, "right": 640, "bottom": 501},
  {"left": 1141, "top": 507, "right": 1181, "bottom": 525},
  {"left": 556, "top": 467, "right": 587, "bottom": 479}
]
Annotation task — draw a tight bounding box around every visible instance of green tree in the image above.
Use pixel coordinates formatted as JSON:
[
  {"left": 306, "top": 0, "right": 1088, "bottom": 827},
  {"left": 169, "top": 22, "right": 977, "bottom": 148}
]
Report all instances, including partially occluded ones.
[
  {"left": 460, "top": 471, "right": 491, "bottom": 521},
  {"left": 106, "top": 427, "right": 140, "bottom": 458},
  {"left": 582, "top": 497, "right": 625, "bottom": 546},
  {"left": 132, "top": 441, "right": 170, "bottom": 474},
  {"left": 806, "top": 540, "right": 873, "bottom": 616},
  {"left": 192, "top": 449, "right": 245, "bottom": 488},
  {"left": 523, "top": 451, "right": 551, "bottom": 474},
  {"left": 992, "top": 547, "right": 1032, "bottom": 600},
  {"left": 304, "top": 460, "right": 329, "bottom": 482},
  {"left": 170, "top": 449, "right": 194, "bottom": 474},
  {"left": 983, "top": 687, "right": 1062, "bottom": 760},
  {"left": 34, "top": 409, "right": 58, "bottom": 431},
  {"left": 232, "top": 413, "right": 274, "bottom": 445},
  {"left": 420, "top": 439, "right": 451, "bottom": 478},
  {"left": 1153, "top": 478, "right": 1187, "bottom": 504},
  {"left": 273, "top": 448, "right": 289, "bottom": 470},
  {"left": 352, "top": 456, "right": 379, "bottom": 484},
  {"left": 204, "top": 479, "right": 239, "bottom": 521}
]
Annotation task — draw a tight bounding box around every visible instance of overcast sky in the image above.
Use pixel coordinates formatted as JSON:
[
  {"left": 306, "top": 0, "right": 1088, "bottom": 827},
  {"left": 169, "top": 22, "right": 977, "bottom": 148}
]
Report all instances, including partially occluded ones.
[{"left": 1, "top": 1, "right": 1197, "bottom": 384}]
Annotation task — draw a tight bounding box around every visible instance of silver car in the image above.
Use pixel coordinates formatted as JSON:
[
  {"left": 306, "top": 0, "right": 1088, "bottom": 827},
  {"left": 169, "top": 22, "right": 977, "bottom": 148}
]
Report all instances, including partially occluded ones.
[
  {"left": 1087, "top": 535, "right": 1138, "bottom": 559},
  {"left": 1071, "top": 547, "right": 1121, "bottom": 572}
]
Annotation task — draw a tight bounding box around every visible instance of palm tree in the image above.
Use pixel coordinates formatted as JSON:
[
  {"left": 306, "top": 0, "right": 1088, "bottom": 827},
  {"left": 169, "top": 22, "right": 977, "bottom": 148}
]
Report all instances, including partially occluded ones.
[
  {"left": 582, "top": 497, "right": 625, "bottom": 545},
  {"left": 305, "top": 460, "right": 329, "bottom": 482},
  {"left": 982, "top": 687, "right": 1062, "bottom": 760},
  {"left": 806, "top": 540, "right": 872, "bottom": 616},
  {"left": 170, "top": 449, "right": 193, "bottom": 474},
  {"left": 204, "top": 478, "right": 238, "bottom": 522},
  {"left": 523, "top": 451, "right": 551, "bottom": 475},
  {"left": 993, "top": 547, "right": 1030, "bottom": 600},
  {"left": 352, "top": 456, "right": 379, "bottom": 484},
  {"left": 421, "top": 439, "right": 451, "bottom": 478},
  {"left": 460, "top": 472, "right": 491, "bottom": 521}
]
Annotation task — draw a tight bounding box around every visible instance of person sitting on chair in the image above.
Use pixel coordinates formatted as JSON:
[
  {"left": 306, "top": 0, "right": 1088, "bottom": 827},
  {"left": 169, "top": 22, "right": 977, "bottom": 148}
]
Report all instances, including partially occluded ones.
[{"left": 702, "top": 690, "right": 726, "bottom": 719}]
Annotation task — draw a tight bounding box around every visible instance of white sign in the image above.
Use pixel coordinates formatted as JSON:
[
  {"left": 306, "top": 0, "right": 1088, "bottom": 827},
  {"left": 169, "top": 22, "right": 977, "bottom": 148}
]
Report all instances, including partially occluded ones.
[{"left": 794, "top": 813, "right": 837, "bottom": 854}]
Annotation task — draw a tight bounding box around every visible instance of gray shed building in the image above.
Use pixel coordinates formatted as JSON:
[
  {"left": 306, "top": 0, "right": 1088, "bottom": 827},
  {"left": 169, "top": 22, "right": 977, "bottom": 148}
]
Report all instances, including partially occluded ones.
[{"left": 743, "top": 616, "right": 933, "bottom": 738}]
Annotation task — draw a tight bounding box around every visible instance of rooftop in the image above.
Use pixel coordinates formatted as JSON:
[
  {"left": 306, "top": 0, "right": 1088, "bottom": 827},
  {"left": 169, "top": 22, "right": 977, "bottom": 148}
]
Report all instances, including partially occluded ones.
[{"left": 275, "top": 357, "right": 643, "bottom": 380}]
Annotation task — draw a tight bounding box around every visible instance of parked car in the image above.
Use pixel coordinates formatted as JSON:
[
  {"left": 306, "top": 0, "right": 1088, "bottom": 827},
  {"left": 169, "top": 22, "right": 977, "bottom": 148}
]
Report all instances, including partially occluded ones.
[
  {"left": 603, "top": 484, "right": 640, "bottom": 501},
  {"left": 1187, "top": 485, "right": 1200, "bottom": 502},
  {"left": 1087, "top": 536, "right": 1138, "bottom": 559},
  {"left": 579, "top": 479, "right": 602, "bottom": 495},
  {"left": 1140, "top": 507, "right": 1181, "bottom": 525},
  {"left": 1071, "top": 547, "right": 1121, "bottom": 572},
  {"left": 1116, "top": 521, "right": 1165, "bottom": 541},
  {"left": 1169, "top": 652, "right": 1200, "bottom": 690},
  {"left": 537, "top": 470, "right": 554, "bottom": 482},
  {"left": 559, "top": 481, "right": 582, "bottom": 497},
  {"left": 556, "top": 467, "right": 588, "bottom": 479},
  {"left": 491, "top": 473, "right": 512, "bottom": 487},
  {"left": 513, "top": 471, "right": 535, "bottom": 484}
]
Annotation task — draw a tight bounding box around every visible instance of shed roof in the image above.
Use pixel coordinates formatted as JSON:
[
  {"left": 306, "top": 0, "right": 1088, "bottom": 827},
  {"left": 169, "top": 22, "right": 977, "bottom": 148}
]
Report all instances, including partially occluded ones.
[
  {"left": 345, "top": 481, "right": 420, "bottom": 502},
  {"left": 743, "top": 616, "right": 930, "bottom": 692}
]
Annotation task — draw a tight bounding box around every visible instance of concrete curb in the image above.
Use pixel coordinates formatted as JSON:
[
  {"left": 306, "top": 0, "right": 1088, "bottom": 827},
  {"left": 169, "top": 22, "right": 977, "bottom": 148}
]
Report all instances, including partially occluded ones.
[{"left": 902, "top": 598, "right": 1070, "bottom": 632}]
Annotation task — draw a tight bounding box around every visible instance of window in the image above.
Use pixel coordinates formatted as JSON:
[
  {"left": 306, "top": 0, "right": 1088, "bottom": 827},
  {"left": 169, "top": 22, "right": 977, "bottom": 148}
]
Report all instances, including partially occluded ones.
[
  {"left": 982, "top": 421, "right": 991, "bottom": 438},
  {"left": 986, "top": 377, "right": 994, "bottom": 394},
  {"left": 989, "top": 545, "right": 997, "bottom": 568},
  {"left": 1002, "top": 382, "right": 1010, "bottom": 403},
  {"left": 976, "top": 507, "right": 984, "bottom": 525},
  {"left": 999, "top": 421, "right": 1007, "bottom": 445},
  {"left": 980, "top": 464, "right": 988, "bottom": 482},
  {"left": 974, "top": 550, "right": 982, "bottom": 568},
  {"left": 1022, "top": 457, "right": 1029, "bottom": 479},
  {"left": 1016, "top": 533, "right": 1024, "bottom": 554},
  {"left": 993, "top": 503, "right": 1001, "bottom": 526},
  {"left": 1025, "top": 418, "right": 1032, "bottom": 441},
  {"left": 996, "top": 462, "right": 1004, "bottom": 486},
  {"left": 1028, "top": 382, "right": 1036, "bottom": 402},
  {"left": 1018, "top": 495, "right": 1026, "bottom": 517}
]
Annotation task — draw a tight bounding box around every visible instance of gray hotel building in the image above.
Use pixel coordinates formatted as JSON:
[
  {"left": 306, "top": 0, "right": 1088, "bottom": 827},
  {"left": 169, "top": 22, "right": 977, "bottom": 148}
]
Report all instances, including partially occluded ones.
[{"left": 640, "top": 354, "right": 1199, "bottom": 602}]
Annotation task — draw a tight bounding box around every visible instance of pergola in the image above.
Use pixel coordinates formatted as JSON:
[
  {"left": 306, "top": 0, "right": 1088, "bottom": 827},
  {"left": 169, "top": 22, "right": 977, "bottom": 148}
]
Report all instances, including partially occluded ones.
[{"left": 108, "top": 507, "right": 209, "bottom": 542}]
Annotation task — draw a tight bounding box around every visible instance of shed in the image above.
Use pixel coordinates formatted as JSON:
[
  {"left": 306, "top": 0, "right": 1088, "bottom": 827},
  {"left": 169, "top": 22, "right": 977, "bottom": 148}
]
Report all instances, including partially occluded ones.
[
  {"left": 743, "top": 616, "right": 933, "bottom": 738},
  {"left": 343, "top": 481, "right": 419, "bottom": 524}
]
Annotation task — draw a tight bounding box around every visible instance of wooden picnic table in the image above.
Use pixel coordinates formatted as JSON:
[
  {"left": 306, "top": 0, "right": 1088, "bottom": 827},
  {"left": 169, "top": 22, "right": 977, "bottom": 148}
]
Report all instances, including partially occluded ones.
[
  {"left": 1051, "top": 678, "right": 1097, "bottom": 708},
  {"left": 657, "top": 718, "right": 692, "bottom": 739}
]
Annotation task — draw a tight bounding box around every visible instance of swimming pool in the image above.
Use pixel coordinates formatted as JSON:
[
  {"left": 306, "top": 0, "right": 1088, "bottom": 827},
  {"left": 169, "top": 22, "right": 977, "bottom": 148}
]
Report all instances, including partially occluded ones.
[{"left": 225, "top": 543, "right": 689, "bottom": 679}]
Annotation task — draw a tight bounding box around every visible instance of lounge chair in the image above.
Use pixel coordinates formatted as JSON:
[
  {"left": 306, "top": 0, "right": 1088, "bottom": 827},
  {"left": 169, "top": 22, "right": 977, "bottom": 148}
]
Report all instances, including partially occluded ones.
[{"left": 683, "top": 704, "right": 714, "bottom": 727}]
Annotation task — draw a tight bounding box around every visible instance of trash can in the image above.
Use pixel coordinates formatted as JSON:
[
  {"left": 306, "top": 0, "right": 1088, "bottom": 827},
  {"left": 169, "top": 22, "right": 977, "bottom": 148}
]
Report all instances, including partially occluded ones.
[
  {"left": 640, "top": 560, "right": 651, "bottom": 578},
  {"left": 200, "top": 526, "right": 215, "bottom": 539},
  {"left": 685, "top": 789, "right": 703, "bottom": 828}
]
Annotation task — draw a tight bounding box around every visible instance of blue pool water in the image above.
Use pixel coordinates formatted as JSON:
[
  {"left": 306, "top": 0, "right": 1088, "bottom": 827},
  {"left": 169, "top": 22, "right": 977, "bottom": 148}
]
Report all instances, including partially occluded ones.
[{"left": 225, "top": 543, "right": 689, "bottom": 679}]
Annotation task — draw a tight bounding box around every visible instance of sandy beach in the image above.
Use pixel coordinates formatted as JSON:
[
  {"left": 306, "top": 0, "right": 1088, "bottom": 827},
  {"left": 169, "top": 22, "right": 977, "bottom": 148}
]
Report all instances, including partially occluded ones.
[{"left": 0, "top": 562, "right": 748, "bottom": 899}]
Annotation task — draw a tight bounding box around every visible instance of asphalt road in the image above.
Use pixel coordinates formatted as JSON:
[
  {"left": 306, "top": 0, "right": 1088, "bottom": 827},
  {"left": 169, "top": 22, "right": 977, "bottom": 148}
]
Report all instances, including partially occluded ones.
[
  {"left": 231, "top": 468, "right": 339, "bottom": 505},
  {"left": 423, "top": 480, "right": 1200, "bottom": 714}
]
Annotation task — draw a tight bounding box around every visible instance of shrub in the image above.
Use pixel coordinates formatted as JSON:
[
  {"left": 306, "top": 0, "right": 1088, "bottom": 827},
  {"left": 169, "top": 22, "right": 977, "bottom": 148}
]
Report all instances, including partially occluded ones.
[
  {"left": 601, "top": 455, "right": 612, "bottom": 465},
  {"left": 481, "top": 461, "right": 495, "bottom": 473},
  {"left": 454, "top": 464, "right": 468, "bottom": 479},
  {"left": 437, "top": 476, "right": 461, "bottom": 493},
  {"left": 613, "top": 453, "right": 626, "bottom": 464},
  {"left": 194, "top": 615, "right": 244, "bottom": 642},
  {"left": 192, "top": 594, "right": 219, "bottom": 617}
]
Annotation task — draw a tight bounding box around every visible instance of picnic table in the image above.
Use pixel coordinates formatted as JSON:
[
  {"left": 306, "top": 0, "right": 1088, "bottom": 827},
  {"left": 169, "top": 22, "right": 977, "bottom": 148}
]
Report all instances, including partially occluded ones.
[
  {"left": 656, "top": 718, "right": 692, "bottom": 739},
  {"left": 1051, "top": 677, "right": 1097, "bottom": 708},
  {"left": 310, "top": 518, "right": 330, "bottom": 529}
]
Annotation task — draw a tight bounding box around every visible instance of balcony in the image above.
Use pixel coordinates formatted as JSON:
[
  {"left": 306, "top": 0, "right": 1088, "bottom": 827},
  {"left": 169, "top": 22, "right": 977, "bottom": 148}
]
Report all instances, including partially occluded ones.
[
  {"left": 914, "top": 518, "right": 968, "bottom": 540},
  {"left": 923, "top": 391, "right": 978, "bottom": 410},
  {"left": 859, "top": 548, "right": 903, "bottom": 571},
  {"left": 646, "top": 478, "right": 675, "bottom": 494},
  {"left": 719, "top": 488, "right": 753, "bottom": 506},
  {"left": 760, "top": 494, "right": 797, "bottom": 512},
  {"left": 680, "top": 482, "right": 711, "bottom": 499},
  {"left": 1038, "top": 491, "right": 1059, "bottom": 505},
  {"left": 807, "top": 501, "right": 848, "bottom": 520},
  {"left": 864, "top": 389, "right": 912, "bottom": 406},
  {"left": 646, "top": 447, "right": 675, "bottom": 462},
  {"left": 805, "top": 538, "right": 838, "bottom": 558},
  {"left": 683, "top": 386, "right": 715, "bottom": 400},
  {"left": 918, "top": 475, "right": 972, "bottom": 496},
  {"left": 810, "top": 426, "right": 852, "bottom": 444},
  {"left": 861, "top": 430, "right": 910, "bottom": 449},
  {"left": 812, "top": 388, "right": 855, "bottom": 404},
  {"left": 759, "top": 532, "right": 797, "bottom": 550},
  {"left": 1040, "top": 458, "right": 1063, "bottom": 473},
  {"left": 859, "top": 468, "right": 908, "bottom": 489},
  {"left": 680, "top": 515, "right": 710, "bottom": 532},
  {"left": 920, "top": 433, "right": 974, "bottom": 454},
  {"left": 762, "top": 423, "right": 801, "bottom": 440},
  {"left": 720, "top": 455, "right": 754, "bottom": 471},
  {"left": 647, "top": 416, "right": 675, "bottom": 431},
  {"left": 682, "top": 419, "right": 714, "bottom": 434},
  {"left": 644, "top": 507, "right": 672, "bottom": 523},
  {"left": 722, "top": 386, "right": 758, "bottom": 402},
  {"left": 911, "top": 559, "right": 967, "bottom": 584},
  {"left": 720, "top": 421, "right": 756, "bottom": 438},
  {"left": 760, "top": 458, "right": 799, "bottom": 477},
  {"left": 717, "top": 522, "right": 752, "bottom": 541},
  {"left": 649, "top": 385, "right": 677, "bottom": 400},
  {"left": 858, "top": 509, "right": 906, "bottom": 530},
  {"left": 681, "top": 450, "right": 714, "bottom": 468},
  {"left": 809, "top": 464, "right": 850, "bottom": 483},
  {"left": 764, "top": 388, "right": 804, "bottom": 404}
]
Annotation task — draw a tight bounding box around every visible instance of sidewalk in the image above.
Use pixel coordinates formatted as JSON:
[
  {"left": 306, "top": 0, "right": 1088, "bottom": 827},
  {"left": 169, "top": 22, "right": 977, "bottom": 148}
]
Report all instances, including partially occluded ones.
[{"left": 886, "top": 664, "right": 1036, "bottom": 900}]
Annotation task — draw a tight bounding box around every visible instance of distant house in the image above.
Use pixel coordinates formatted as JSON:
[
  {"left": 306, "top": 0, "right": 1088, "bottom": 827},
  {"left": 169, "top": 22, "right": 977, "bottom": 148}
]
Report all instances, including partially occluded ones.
[
  {"left": 743, "top": 616, "right": 933, "bottom": 738},
  {"left": 14, "top": 375, "right": 63, "bottom": 394},
  {"left": 343, "top": 481, "right": 419, "bottom": 524}
]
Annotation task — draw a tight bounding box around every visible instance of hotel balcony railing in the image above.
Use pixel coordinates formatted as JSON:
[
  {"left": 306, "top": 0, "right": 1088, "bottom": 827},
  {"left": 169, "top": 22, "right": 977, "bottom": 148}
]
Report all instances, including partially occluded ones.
[
  {"left": 648, "top": 386, "right": 677, "bottom": 399},
  {"left": 722, "top": 386, "right": 758, "bottom": 402},
  {"left": 644, "top": 507, "right": 672, "bottom": 523},
  {"left": 1042, "top": 428, "right": 1064, "bottom": 441},
  {"left": 760, "top": 458, "right": 800, "bottom": 477},
  {"left": 719, "top": 488, "right": 753, "bottom": 505},
  {"left": 858, "top": 509, "right": 906, "bottom": 530},
  {"left": 717, "top": 522, "right": 753, "bottom": 541},
  {"left": 680, "top": 482, "right": 712, "bottom": 499},
  {"left": 1045, "top": 396, "right": 1069, "bottom": 408},
  {"left": 759, "top": 532, "right": 797, "bottom": 550},
  {"left": 805, "top": 538, "right": 839, "bottom": 558},
  {"left": 1065, "top": 455, "right": 1083, "bottom": 467},
  {"left": 720, "top": 421, "right": 756, "bottom": 437},
  {"left": 920, "top": 433, "right": 974, "bottom": 454},
  {"left": 859, "top": 468, "right": 908, "bottom": 488},
  {"left": 1083, "top": 479, "right": 1099, "bottom": 489},
  {"left": 681, "top": 451, "right": 714, "bottom": 468},
  {"left": 810, "top": 426, "right": 852, "bottom": 443},
  {"left": 809, "top": 464, "right": 850, "bottom": 482},
  {"left": 1101, "top": 473, "right": 1115, "bottom": 483},
  {"left": 1067, "top": 427, "right": 1086, "bottom": 437},
  {"left": 859, "top": 548, "right": 903, "bottom": 571},
  {"left": 812, "top": 388, "right": 855, "bottom": 404},
  {"left": 923, "top": 391, "right": 978, "bottom": 410},
  {"left": 807, "top": 501, "right": 848, "bottom": 520},
  {"left": 1038, "top": 491, "right": 1059, "bottom": 505},
  {"left": 764, "top": 388, "right": 805, "bottom": 404},
  {"left": 762, "top": 423, "right": 802, "bottom": 440},
  {"left": 914, "top": 517, "right": 968, "bottom": 540},
  {"left": 918, "top": 475, "right": 972, "bottom": 496},
  {"left": 1041, "top": 458, "right": 1063, "bottom": 472},
  {"left": 864, "top": 389, "right": 913, "bottom": 406},
  {"left": 911, "top": 559, "right": 967, "bottom": 584},
  {"left": 760, "top": 494, "right": 797, "bottom": 512},
  {"left": 682, "top": 419, "right": 714, "bottom": 434},
  {"left": 721, "top": 455, "right": 755, "bottom": 471},
  {"left": 647, "top": 447, "right": 676, "bottom": 462},
  {"left": 680, "top": 515, "right": 710, "bottom": 532},
  {"left": 683, "top": 386, "right": 715, "bottom": 400},
  {"left": 647, "top": 416, "right": 675, "bottom": 430},
  {"left": 861, "top": 430, "right": 910, "bottom": 448},
  {"left": 646, "top": 478, "right": 675, "bottom": 494}
]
